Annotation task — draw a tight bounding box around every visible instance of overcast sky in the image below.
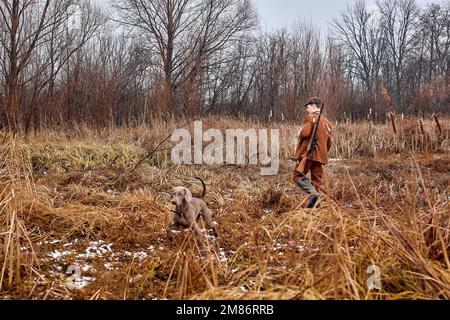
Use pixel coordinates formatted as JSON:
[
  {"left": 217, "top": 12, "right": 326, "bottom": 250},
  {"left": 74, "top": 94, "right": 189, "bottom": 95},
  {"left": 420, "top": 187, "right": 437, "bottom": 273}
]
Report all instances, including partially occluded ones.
[
  {"left": 98, "top": 0, "right": 447, "bottom": 36},
  {"left": 255, "top": 0, "right": 445, "bottom": 35}
]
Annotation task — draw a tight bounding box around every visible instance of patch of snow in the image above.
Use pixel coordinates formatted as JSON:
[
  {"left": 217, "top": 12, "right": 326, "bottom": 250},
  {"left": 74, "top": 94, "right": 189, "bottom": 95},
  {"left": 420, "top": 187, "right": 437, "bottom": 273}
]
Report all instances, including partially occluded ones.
[
  {"left": 133, "top": 251, "right": 149, "bottom": 260},
  {"left": 77, "top": 241, "right": 113, "bottom": 259},
  {"left": 218, "top": 248, "right": 228, "bottom": 262},
  {"left": 65, "top": 276, "right": 96, "bottom": 290},
  {"left": 63, "top": 239, "right": 80, "bottom": 247},
  {"left": 49, "top": 250, "right": 75, "bottom": 260},
  {"left": 82, "top": 264, "right": 94, "bottom": 272},
  {"left": 124, "top": 251, "right": 149, "bottom": 260},
  {"left": 104, "top": 263, "right": 114, "bottom": 270},
  {"left": 273, "top": 241, "right": 288, "bottom": 251},
  {"left": 129, "top": 275, "right": 143, "bottom": 283}
]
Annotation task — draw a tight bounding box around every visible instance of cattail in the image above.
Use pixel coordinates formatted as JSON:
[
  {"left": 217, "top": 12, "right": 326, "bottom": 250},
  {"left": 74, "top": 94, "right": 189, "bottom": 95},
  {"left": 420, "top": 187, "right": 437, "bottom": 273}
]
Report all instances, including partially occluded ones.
[
  {"left": 381, "top": 83, "right": 394, "bottom": 114},
  {"left": 433, "top": 114, "right": 442, "bottom": 135},
  {"left": 390, "top": 112, "right": 397, "bottom": 135},
  {"left": 419, "top": 118, "right": 429, "bottom": 158},
  {"left": 419, "top": 118, "right": 425, "bottom": 136},
  {"left": 367, "top": 108, "right": 372, "bottom": 120},
  {"left": 381, "top": 84, "right": 397, "bottom": 134}
]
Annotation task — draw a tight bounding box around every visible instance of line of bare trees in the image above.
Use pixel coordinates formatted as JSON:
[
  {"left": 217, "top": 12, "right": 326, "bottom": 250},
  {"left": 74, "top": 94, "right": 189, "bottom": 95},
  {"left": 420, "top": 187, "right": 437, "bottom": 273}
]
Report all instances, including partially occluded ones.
[{"left": 0, "top": 0, "right": 448, "bottom": 133}]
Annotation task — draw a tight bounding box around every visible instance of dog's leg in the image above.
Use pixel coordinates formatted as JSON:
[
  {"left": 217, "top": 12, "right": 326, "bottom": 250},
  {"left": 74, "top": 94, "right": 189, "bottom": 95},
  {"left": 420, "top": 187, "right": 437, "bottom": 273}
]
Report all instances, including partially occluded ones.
[
  {"left": 201, "top": 204, "right": 218, "bottom": 238},
  {"left": 166, "top": 223, "right": 182, "bottom": 241},
  {"left": 189, "top": 221, "right": 205, "bottom": 248}
]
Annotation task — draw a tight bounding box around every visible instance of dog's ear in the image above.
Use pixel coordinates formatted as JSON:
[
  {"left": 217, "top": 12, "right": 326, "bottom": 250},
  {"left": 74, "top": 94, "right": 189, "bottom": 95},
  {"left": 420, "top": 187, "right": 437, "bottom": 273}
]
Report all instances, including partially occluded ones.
[{"left": 183, "top": 188, "right": 192, "bottom": 203}]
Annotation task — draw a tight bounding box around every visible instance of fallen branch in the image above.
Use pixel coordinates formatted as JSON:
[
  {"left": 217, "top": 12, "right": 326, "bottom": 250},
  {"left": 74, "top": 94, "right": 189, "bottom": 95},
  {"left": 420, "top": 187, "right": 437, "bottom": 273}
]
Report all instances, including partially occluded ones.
[{"left": 131, "top": 118, "right": 198, "bottom": 172}]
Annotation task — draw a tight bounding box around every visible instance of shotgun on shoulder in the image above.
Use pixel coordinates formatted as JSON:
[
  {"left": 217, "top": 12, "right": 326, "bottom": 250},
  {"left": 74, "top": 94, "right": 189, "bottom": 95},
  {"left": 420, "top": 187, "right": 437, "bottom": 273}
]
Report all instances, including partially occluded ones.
[{"left": 296, "top": 102, "right": 325, "bottom": 173}]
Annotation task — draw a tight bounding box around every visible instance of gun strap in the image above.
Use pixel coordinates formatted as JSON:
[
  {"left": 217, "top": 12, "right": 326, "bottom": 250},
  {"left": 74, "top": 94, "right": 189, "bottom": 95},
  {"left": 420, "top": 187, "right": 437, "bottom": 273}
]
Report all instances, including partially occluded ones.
[{"left": 307, "top": 106, "right": 324, "bottom": 159}]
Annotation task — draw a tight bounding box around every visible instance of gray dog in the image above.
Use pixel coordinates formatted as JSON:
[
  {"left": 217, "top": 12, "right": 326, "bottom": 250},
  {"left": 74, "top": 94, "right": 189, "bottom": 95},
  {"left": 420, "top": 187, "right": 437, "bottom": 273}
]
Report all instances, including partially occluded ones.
[{"left": 167, "top": 178, "right": 218, "bottom": 246}]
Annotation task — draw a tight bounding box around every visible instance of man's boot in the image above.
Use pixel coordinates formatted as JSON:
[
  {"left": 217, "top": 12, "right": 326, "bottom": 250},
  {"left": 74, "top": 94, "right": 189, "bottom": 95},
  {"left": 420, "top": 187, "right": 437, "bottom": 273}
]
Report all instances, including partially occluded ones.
[
  {"left": 297, "top": 177, "right": 321, "bottom": 208},
  {"left": 306, "top": 194, "right": 320, "bottom": 208}
]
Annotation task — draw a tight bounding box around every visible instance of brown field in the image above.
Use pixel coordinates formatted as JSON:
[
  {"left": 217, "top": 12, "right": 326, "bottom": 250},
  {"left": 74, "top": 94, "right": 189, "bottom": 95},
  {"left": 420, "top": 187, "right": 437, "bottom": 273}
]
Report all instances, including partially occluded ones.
[{"left": 0, "top": 116, "right": 449, "bottom": 300}]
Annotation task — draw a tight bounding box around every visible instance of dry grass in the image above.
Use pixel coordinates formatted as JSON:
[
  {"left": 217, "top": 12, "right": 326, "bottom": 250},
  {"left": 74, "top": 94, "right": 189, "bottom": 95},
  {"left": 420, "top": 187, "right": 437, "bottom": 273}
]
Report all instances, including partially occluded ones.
[{"left": 0, "top": 115, "right": 449, "bottom": 300}]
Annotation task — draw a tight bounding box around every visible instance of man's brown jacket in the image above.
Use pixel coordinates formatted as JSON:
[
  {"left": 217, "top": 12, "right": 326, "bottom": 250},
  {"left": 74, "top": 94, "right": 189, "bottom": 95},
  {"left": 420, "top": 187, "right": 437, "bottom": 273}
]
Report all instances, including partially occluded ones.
[{"left": 294, "top": 113, "right": 333, "bottom": 165}]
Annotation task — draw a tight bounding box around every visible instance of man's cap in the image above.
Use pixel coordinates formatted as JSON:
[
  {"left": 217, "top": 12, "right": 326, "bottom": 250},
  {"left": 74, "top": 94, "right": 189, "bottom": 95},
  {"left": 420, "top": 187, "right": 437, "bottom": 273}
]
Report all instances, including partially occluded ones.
[{"left": 304, "top": 97, "right": 322, "bottom": 107}]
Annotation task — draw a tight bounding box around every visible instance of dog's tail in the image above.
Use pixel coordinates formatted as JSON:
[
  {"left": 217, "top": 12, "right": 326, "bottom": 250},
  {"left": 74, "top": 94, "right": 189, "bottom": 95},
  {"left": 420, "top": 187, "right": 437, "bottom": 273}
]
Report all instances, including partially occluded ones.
[{"left": 195, "top": 177, "right": 206, "bottom": 198}]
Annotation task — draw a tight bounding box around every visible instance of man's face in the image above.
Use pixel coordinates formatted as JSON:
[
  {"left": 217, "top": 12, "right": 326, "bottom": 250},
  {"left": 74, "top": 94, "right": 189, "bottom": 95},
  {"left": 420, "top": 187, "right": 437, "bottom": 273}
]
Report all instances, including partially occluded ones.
[{"left": 306, "top": 103, "right": 318, "bottom": 114}]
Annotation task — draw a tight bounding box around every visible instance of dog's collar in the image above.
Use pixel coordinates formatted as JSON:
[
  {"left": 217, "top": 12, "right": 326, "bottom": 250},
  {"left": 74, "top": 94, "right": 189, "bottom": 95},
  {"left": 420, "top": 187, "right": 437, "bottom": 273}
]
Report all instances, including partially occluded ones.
[{"left": 172, "top": 202, "right": 189, "bottom": 215}]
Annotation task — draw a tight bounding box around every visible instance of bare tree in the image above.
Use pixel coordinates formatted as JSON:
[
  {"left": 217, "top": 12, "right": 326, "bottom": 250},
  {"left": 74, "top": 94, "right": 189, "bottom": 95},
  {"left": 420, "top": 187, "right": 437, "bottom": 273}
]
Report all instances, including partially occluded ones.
[
  {"left": 417, "top": 3, "right": 450, "bottom": 85},
  {"left": 0, "top": 0, "right": 65, "bottom": 132},
  {"left": 378, "top": 0, "right": 420, "bottom": 111},
  {"left": 331, "top": 0, "right": 385, "bottom": 93},
  {"left": 0, "top": 0, "right": 104, "bottom": 133},
  {"left": 113, "top": 0, "right": 256, "bottom": 116}
]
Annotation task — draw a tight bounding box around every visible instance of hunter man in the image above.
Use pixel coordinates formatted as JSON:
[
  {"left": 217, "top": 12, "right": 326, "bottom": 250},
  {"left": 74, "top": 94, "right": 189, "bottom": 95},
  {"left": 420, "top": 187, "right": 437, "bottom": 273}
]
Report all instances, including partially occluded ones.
[{"left": 293, "top": 97, "right": 333, "bottom": 208}]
